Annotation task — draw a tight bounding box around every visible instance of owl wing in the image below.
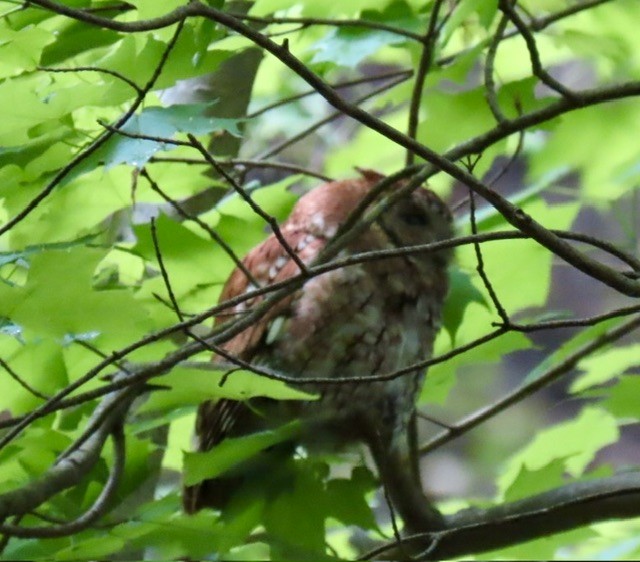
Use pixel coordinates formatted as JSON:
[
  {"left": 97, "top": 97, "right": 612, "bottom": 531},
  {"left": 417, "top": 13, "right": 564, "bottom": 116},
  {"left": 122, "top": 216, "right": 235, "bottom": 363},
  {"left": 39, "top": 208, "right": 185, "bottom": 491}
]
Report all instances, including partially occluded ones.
[
  {"left": 183, "top": 227, "right": 326, "bottom": 513},
  {"left": 215, "top": 227, "right": 325, "bottom": 357}
]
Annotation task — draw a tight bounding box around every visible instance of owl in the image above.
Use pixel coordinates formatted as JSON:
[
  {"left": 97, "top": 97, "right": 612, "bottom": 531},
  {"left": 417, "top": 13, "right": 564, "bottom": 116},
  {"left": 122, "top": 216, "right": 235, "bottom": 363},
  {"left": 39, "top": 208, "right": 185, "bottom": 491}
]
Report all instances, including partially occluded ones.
[{"left": 183, "top": 169, "right": 453, "bottom": 533}]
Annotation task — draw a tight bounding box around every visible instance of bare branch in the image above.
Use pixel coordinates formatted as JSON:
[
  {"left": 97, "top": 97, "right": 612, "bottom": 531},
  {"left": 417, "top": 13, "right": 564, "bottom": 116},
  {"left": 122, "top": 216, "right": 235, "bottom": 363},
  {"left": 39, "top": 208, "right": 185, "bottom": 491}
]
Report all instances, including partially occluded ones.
[
  {"left": 247, "top": 69, "right": 412, "bottom": 119},
  {"left": 0, "top": 426, "right": 125, "bottom": 538},
  {"left": 0, "top": 375, "right": 137, "bottom": 520},
  {"left": 468, "top": 189, "right": 510, "bottom": 325},
  {"left": 255, "top": 71, "right": 411, "bottom": 160},
  {"left": 149, "top": 156, "right": 333, "bottom": 181},
  {"left": 38, "top": 64, "right": 142, "bottom": 95},
  {"left": 226, "top": 11, "right": 424, "bottom": 42}
]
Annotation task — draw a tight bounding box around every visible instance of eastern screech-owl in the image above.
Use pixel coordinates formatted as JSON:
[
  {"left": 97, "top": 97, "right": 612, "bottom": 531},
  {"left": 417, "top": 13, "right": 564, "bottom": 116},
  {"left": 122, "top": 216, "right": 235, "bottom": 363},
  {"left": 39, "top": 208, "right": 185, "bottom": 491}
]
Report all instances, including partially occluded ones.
[{"left": 183, "top": 169, "right": 453, "bottom": 532}]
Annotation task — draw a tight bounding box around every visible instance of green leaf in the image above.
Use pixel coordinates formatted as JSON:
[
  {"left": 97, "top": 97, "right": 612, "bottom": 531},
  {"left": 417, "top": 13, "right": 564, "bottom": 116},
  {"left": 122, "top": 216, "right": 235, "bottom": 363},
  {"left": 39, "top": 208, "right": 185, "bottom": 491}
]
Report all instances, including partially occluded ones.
[
  {"left": 441, "top": 0, "right": 498, "bottom": 45},
  {"left": 0, "top": 26, "right": 55, "bottom": 77},
  {"left": 456, "top": 198, "right": 579, "bottom": 315},
  {"left": 530, "top": 99, "right": 640, "bottom": 201},
  {"left": 503, "top": 458, "right": 566, "bottom": 502},
  {"left": 0, "top": 234, "right": 99, "bottom": 267},
  {"left": 442, "top": 266, "right": 488, "bottom": 345},
  {"left": 140, "top": 366, "right": 317, "bottom": 413},
  {"left": 90, "top": 103, "right": 243, "bottom": 170},
  {"left": 109, "top": 497, "right": 230, "bottom": 559},
  {"left": 0, "top": 248, "right": 150, "bottom": 344},
  {"left": 310, "top": 26, "right": 406, "bottom": 68},
  {"left": 572, "top": 344, "right": 640, "bottom": 393},
  {"left": 264, "top": 459, "right": 329, "bottom": 557},
  {"left": 183, "top": 421, "right": 301, "bottom": 485},
  {"left": 54, "top": 534, "right": 126, "bottom": 561},
  {"left": 525, "top": 317, "right": 626, "bottom": 385},
  {"left": 422, "top": 324, "right": 529, "bottom": 406},
  {"left": 499, "top": 407, "right": 619, "bottom": 493},
  {"left": 0, "top": 78, "right": 64, "bottom": 144},
  {"left": 600, "top": 376, "right": 640, "bottom": 421},
  {"left": 0, "top": 339, "right": 68, "bottom": 415},
  {"left": 132, "top": 213, "right": 233, "bottom": 293},
  {"left": 326, "top": 466, "right": 378, "bottom": 530},
  {"left": 4, "top": 166, "right": 133, "bottom": 247}
]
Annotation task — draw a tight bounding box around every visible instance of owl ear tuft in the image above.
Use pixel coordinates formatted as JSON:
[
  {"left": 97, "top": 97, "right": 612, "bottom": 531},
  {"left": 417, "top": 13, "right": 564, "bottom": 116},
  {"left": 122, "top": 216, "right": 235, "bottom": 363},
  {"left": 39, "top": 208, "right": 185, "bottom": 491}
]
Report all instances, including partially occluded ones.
[{"left": 354, "top": 167, "right": 386, "bottom": 184}]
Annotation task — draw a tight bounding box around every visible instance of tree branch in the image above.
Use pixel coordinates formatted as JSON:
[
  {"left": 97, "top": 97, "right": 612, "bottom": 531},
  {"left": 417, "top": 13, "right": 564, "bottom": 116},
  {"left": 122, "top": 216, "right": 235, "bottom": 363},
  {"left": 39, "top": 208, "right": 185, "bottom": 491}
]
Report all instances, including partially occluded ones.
[
  {"left": 405, "top": 0, "right": 443, "bottom": 166},
  {"left": 0, "top": 374, "right": 138, "bottom": 520},
  {"left": 0, "top": 426, "right": 125, "bottom": 538},
  {"left": 364, "top": 470, "right": 640, "bottom": 560}
]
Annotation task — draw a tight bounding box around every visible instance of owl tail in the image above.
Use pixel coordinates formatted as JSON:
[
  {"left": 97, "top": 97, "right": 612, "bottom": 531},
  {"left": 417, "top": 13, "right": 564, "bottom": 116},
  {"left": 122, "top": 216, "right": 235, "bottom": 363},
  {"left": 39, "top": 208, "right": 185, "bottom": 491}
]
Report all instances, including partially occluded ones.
[{"left": 182, "top": 398, "right": 298, "bottom": 514}]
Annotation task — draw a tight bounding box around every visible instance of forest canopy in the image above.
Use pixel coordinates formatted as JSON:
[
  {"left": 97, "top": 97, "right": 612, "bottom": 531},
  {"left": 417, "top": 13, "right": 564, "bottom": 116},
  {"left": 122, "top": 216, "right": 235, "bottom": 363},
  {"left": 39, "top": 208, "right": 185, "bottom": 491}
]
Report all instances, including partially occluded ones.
[{"left": 1, "top": 0, "right": 640, "bottom": 560}]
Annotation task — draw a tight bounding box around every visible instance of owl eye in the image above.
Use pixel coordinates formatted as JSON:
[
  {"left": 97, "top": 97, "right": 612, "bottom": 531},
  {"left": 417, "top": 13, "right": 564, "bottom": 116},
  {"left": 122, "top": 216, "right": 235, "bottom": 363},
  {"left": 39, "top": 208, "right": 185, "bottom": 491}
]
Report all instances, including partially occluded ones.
[{"left": 400, "top": 211, "right": 430, "bottom": 227}]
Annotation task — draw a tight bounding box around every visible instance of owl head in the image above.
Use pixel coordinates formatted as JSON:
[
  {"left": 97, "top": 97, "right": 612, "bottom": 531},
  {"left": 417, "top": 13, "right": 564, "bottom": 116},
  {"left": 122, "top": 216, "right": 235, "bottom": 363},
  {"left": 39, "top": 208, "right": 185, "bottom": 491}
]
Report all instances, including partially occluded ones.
[{"left": 287, "top": 168, "right": 453, "bottom": 270}]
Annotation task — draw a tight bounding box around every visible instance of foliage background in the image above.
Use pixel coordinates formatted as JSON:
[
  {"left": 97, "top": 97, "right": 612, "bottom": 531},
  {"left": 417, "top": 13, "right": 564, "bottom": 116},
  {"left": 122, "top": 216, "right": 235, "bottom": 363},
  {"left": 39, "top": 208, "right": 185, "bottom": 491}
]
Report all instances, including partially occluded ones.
[{"left": 1, "top": 0, "right": 640, "bottom": 559}]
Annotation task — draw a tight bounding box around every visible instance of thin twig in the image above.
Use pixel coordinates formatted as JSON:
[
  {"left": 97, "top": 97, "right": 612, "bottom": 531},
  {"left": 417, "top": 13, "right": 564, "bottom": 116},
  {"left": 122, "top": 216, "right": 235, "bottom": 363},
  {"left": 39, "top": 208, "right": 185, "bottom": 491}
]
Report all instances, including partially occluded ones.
[
  {"left": 186, "top": 134, "right": 310, "bottom": 276},
  {"left": 141, "top": 169, "right": 259, "bottom": 287},
  {"left": 38, "top": 65, "right": 142, "bottom": 95},
  {"left": 226, "top": 11, "right": 424, "bottom": 42},
  {"left": 381, "top": 479, "right": 406, "bottom": 557},
  {"left": 247, "top": 69, "right": 412, "bottom": 119},
  {"left": 150, "top": 217, "right": 185, "bottom": 323},
  {"left": 0, "top": 357, "right": 49, "bottom": 401},
  {"left": 420, "top": 314, "right": 640, "bottom": 455},
  {"left": 486, "top": 121, "right": 524, "bottom": 187},
  {"left": 416, "top": 410, "right": 455, "bottom": 431},
  {"left": 469, "top": 190, "right": 510, "bottom": 324},
  {"left": 149, "top": 156, "right": 332, "bottom": 181},
  {"left": 483, "top": 13, "right": 510, "bottom": 125},
  {"left": 498, "top": 0, "right": 577, "bottom": 100},
  {"left": 406, "top": 0, "right": 444, "bottom": 166},
  {"left": 75, "top": 340, "right": 132, "bottom": 374},
  {"left": 255, "top": 71, "right": 411, "bottom": 161},
  {"left": 528, "top": 0, "right": 613, "bottom": 31}
]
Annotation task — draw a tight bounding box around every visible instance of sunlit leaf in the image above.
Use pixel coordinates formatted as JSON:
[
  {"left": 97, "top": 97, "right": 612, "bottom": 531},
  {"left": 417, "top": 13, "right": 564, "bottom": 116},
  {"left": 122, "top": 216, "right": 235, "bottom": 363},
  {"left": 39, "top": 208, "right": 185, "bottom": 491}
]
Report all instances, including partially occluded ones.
[
  {"left": 499, "top": 407, "right": 619, "bottom": 492},
  {"left": 140, "top": 365, "right": 317, "bottom": 413},
  {"left": 572, "top": 344, "right": 640, "bottom": 393}
]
